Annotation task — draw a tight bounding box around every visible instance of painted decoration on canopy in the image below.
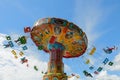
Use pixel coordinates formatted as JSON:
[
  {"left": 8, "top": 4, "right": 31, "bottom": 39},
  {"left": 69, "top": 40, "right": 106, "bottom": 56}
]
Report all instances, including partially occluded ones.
[{"left": 30, "top": 18, "right": 88, "bottom": 58}]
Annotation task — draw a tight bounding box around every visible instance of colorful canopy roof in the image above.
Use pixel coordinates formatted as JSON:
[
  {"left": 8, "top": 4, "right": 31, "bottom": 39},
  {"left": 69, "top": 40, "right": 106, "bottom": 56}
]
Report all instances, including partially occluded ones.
[{"left": 30, "top": 18, "right": 88, "bottom": 58}]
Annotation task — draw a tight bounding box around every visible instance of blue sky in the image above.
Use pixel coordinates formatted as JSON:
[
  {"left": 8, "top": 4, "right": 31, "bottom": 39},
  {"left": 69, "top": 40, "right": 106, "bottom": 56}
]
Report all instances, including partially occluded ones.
[{"left": 0, "top": 0, "right": 120, "bottom": 80}]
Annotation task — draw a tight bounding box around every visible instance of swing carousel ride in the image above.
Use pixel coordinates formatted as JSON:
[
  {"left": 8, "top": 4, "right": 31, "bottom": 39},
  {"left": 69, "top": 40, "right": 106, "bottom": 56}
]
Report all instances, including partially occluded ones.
[
  {"left": 2, "top": 17, "right": 117, "bottom": 80},
  {"left": 30, "top": 18, "right": 88, "bottom": 80}
]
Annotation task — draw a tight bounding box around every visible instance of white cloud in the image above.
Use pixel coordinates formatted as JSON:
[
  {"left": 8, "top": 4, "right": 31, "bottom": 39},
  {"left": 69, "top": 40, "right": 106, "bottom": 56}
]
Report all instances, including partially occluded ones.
[
  {"left": 95, "top": 70, "right": 120, "bottom": 80},
  {"left": 0, "top": 33, "right": 76, "bottom": 80},
  {"left": 68, "top": 77, "right": 80, "bottom": 80},
  {"left": 65, "top": 64, "right": 72, "bottom": 73},
  {"left": 94, "top": 52, "right": 120, "bottom": 80},
  {"left": 0, "top": 33, "right": 48, "bottom": 80},
  {"left": 105, "top": 53, "right": 120, "bottom": 71},
  {"left": 0, "top": 45, "right": 47, "bottom": 80}
]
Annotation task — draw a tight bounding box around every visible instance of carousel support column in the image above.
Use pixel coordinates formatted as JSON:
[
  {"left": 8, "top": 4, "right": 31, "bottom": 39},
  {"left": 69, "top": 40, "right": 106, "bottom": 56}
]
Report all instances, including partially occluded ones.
[{"left": 43, "top": 42, "right": 67, "bottom": 80}]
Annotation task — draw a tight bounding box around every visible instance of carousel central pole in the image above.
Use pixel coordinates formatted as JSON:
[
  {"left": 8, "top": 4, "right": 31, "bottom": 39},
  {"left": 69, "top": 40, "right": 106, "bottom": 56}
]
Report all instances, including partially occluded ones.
[{"left": 43, "top": 42, "right": 67, "bottom": 80}]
